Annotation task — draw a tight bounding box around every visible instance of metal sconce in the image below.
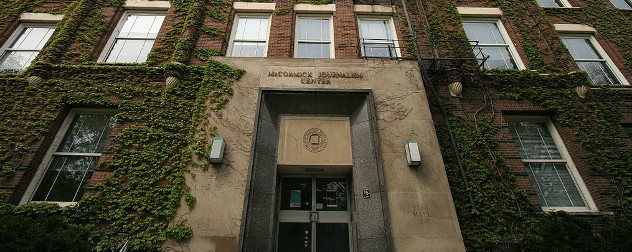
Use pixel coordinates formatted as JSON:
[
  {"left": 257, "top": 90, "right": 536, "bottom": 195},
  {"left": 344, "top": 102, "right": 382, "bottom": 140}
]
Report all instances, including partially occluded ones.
[
  {"left": 405, "top": 140, "right": 422, "bottom": 166},
  {"left": 209, "top": 137, "right": 226, "bottom": 164}
]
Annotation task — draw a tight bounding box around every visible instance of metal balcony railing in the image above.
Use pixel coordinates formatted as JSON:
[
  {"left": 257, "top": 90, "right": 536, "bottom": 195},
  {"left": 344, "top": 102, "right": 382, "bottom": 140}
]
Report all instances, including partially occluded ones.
[
  {"left": 360, "top": 39, "right": 413, "bottom": 60},
  {"left": 361, "top": 38, "right": 488, "bottom": 71},
  {"left": 419, "top": 40, "right": 489, "bottom": 71}
]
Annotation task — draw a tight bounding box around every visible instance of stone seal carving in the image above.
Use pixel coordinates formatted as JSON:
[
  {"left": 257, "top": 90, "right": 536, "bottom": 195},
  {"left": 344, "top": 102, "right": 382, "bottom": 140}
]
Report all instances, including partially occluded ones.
[{"left": 303, "top": 128, "right": 327, "bottom": 153}]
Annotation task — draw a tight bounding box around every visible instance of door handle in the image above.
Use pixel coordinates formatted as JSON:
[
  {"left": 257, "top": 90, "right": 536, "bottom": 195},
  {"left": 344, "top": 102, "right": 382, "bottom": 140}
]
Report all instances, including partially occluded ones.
[{"left": 310, "top": 211, "right": 319, "bottom": 222}]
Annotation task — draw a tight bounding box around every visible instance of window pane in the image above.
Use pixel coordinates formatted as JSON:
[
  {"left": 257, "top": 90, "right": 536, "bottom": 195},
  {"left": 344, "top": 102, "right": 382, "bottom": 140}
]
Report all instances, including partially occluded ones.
[
  {"left": 10, "top": 27, "right": 55, "bottom": 50},
  {"left": 299, "top": 18, "right": 329, "bottom": 41},
  {"left": 362, "top": 43, "right": 397, "bottom": 58},
  {"left": 278, "top": 222, "right": 311, "bottom": 252},
  {"left": 231, "top": 42, "right": 266, "bottom": 57},
  {"left": 537, "top": 0, "right": 563, "bottom": 7},
  {"left": 610, "top": 0, "right": 632, "bottom": 9},
  {"left": 315, "top": 178, "right": 347, "bottom": 211},
  {"left": 148, "top": 15, "right": 165, "bottom": 38},
  {"left": 479, "top": 46, "right": 516, "bottom": 69},
  {"left": 0, "top": 51, "right": 38, "bottom": 73},
  {"left": 32, "top": 156, "right": 98, "bottom": 202},
  {"left": 360, "top": 20, "right": 390, "bottom": 41},
  {"left": 280, "top": 178, "right": 312, "bottom": 211},
  {"left": 57, "top": 114, "right": 116, "bottom": 153},
  {"left": 525, "top": 163, "right": 586, "bottom": 207},
  {"left": 105, "top": 14, "right": 163, "bottom": 63},
  {"left": 0, "top": 26, "right": 54, "bottom": 72},
  {"left": 462, "top": 22, "right": 506, "bottom": 44},
  {"left": 577, "top": 61, "right": 619, "bottom": 84},
  {"left": 508, "top": 121, "right": 562, "bottom": 160},
  {"left": 561, "top": 38, "right": 601, "bottom": 60},
  {"left": 561, "top": 37, "right": 621, "bottom": 84},
  {"left": 235, "top": 17, "right": 269, "bottom": 40},
  {"left": 119, "top": 15, "right": 164, "bottom": 38},
  {"left": 297, "top": 42, "right": 330, "bottom": 58},
  {"left": 105, "top": 39, "right": 155, "bottom": 63}
]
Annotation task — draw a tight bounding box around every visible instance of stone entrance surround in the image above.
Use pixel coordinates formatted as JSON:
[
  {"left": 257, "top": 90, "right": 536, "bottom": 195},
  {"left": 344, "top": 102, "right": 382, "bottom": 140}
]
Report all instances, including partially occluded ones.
[{"left": 164, "top": 58, "right": 465, "bottom": 252}]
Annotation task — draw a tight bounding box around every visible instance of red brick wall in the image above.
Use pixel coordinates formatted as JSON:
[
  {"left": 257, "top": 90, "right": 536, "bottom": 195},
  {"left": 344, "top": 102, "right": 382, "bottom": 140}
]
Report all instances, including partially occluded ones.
[
  {"left": 3, "top": 106, "right": 121, "bottom": 204},
  {"left": 195, "top": 1, "right": 400, "bottom": 60},
  {"left": 434, "top": 80, "right": 622, "bottom": 211}
]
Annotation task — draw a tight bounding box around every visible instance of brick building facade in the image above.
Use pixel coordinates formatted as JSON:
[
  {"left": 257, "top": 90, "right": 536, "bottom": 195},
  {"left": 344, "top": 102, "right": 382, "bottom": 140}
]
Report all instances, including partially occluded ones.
[{"left": 0, "top": 0, "right": 631, "bottom": 251}]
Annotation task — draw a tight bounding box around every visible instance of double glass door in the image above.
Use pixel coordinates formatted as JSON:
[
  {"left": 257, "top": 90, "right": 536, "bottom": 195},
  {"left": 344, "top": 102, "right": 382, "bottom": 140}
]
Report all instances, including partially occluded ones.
[{"left": 277, "top": 177, "right": 350, "bottom": 252}]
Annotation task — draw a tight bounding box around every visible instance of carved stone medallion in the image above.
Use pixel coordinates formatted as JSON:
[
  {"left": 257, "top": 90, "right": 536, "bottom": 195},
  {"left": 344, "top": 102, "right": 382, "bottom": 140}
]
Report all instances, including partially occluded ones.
[{"left": 303, "top": 128, "right": 327, "bottom": 153}]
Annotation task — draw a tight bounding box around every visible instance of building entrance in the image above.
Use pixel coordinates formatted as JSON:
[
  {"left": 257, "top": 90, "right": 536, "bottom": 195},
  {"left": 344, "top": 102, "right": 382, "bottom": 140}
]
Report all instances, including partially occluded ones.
[{"left": 277, "top": 177, "right": 350, "bottom": 252}]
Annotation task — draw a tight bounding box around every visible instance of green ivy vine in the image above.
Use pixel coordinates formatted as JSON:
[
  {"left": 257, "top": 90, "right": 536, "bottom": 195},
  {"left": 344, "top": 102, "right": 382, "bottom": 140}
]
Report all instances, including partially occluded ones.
[
  {"left": 412, "top": 1, "right": 632, "bottom": 249},
  {"left": 486, "top": 70, "right": 632, "bottom": 215},
  {"left": 1, "top": 0, "right": 244, "bottom": 250},
  {"left": 545, "top": 0, "right": 632, "bottom": 71},
  {"left": 1, "top": 59, "right": 243, "bottom": 250}
]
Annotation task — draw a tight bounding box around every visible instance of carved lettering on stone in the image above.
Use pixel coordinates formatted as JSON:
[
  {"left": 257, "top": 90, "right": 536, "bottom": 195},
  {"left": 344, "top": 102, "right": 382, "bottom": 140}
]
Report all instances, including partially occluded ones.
[{"left": 412, "top": 204, "right": 431, "bottom": 224}]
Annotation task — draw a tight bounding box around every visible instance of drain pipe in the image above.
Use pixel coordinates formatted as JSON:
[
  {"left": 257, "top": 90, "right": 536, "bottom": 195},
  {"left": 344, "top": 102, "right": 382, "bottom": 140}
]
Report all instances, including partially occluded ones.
[{"left": 400, "top": 0, "right": 476, "bottom": 210}]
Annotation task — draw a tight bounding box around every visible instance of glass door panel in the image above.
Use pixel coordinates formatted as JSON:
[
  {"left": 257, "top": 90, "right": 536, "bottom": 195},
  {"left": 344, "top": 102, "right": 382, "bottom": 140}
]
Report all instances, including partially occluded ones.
[
  {"left": 316, "top": 223, "right": 349, "bottom": 252},
  {"left": 315, "top": 178, "right": 347, "bottom": 211},
  {"left": 280, "top": 178, "right": 312, "bottom": 211},
  {"left": 278, "top": 222, "right": 312, "bottom": 252},
  {"left": 277, "top": 177, "right": 350, "bottom": 252}
]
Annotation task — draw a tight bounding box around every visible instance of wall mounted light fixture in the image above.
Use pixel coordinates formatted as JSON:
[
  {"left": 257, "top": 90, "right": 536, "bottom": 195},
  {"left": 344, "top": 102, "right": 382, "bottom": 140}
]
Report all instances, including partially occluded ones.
[
  {"left": 209, "top": 137, "right": 226, "bottom": 164},
  {"left": 405, "top": 140, "right": 422, "bottom": 166}
]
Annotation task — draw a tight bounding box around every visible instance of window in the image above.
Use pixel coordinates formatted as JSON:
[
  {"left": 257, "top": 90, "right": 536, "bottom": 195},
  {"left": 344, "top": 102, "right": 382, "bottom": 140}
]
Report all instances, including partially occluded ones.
[
  {"left": 228, "top": 15, "right": 270, "bottom": 57},
  {"left": 101, "top": 13, "right": 165, "bottom": 63},
  {"left": 507, "top": 117, "right": 595, "bottom": 211},
  {"left": 295, "top": 16, "right": 333, "bottom": 58},
  {"left": 536, "top": 0, "right": 570, "bottom": 7},
  {"left": 609, "top": 0, "right": 632, "bottom": 9},
  {"left": 462, "top": 20, "right": 524, "bottom": 69},
  {"left": 358, "top": 18, "right": 399, "bottom": 58},
  {"left": 26, "top": 111, "right": 116, "bottom": 203},
  {"left": 0, "top": 25, "right": 54, "bottom": 73},
  {"left": 561, "top": 36, "right": 626, "bottom": 84}
]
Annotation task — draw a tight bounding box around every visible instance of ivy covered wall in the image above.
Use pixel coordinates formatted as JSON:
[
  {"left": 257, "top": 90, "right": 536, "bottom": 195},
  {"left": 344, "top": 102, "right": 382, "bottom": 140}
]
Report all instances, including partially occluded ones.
[
  {"left": 0, "top": 0, "right": 242, "bottom": 250},
  {"left": 410, "top": 0, "right": 632, "bottom": 250},
  {"left": 0, "top": 0, "right": 631, "bottom": 251}
]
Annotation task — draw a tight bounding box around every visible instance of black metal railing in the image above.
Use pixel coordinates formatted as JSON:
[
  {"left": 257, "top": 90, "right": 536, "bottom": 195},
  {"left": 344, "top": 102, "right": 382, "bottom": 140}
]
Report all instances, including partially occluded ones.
[
  {"left": 419, "top": 40, "right": 489, "bottom": 71},
  {"left": 361, "top": 38, "right": 488, "bottom": 71},
  {"left": 360, "top": 39, "right": 412, "bottom": 60}
]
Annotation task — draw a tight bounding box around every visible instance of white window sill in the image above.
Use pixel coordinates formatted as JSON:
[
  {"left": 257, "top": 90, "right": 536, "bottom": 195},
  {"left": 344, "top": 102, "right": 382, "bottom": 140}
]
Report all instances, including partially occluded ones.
[
  {"left": 542, "top": 7, "right": 581, "bottom": 9},
  {"left": 28, "top": 201, "right": 77, "bottom": 207},
  {"left": 124, "top": 0, "right": 171, "bottom": 10},
  {"left": 233, "top": 2, "right": 276, "bottom": 12},
  {"left": 542, "top": 207, "right": 599, "bottom": 213}
]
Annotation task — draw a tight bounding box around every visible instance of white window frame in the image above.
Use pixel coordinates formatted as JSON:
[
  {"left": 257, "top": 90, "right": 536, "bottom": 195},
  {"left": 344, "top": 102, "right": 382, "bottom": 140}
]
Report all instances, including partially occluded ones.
[
  {"left": 357, "top": 16, "right": 400, "bottom": 59},
  {"left": 0, "top": 23, "right": 56, "bottom": 73},
  {"left": 98, "top": 11, "right": 166, "bottom": 63},
  {"left": 506, "top": 116, "right": 597, "bottom": 212},
  {"left": 227, "top": 13, "right": 272, "bottom": 57},
  {"left": 558, "top": 33, "right": 628, "bottom": 85},
  {"left": 536, "top": 0, "right": 572, "bottom": 7},
  {"left": 460, "top": 18, "right": 526, "bottom": 70},
  {"left": 20, "top": 109, "right": 117, "bottom": 206},
  {"left": 294, "top": 15, "right": 335, "bottom": 59},
  {"left": 609, "top": 0, "right": 632, "bottom": 9}
]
